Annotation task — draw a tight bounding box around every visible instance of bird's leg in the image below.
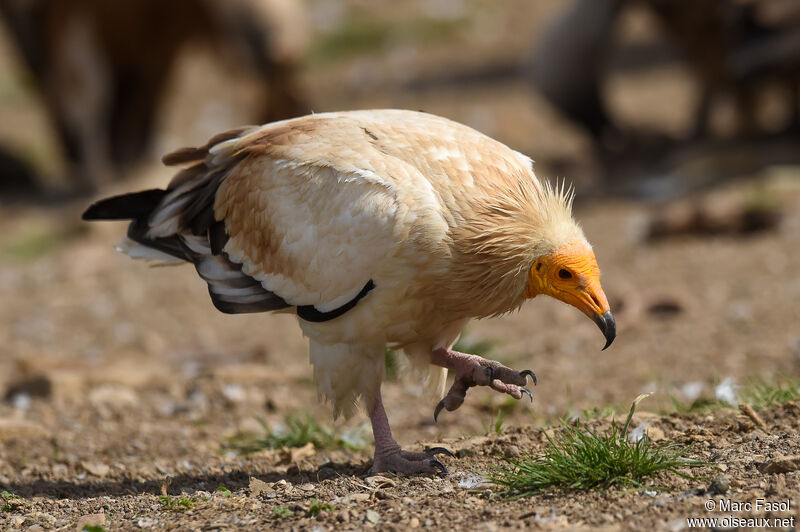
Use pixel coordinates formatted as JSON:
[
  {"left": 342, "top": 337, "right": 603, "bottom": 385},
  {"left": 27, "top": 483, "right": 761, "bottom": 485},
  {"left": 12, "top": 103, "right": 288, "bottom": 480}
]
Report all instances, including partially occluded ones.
[
  {"left": 430, "top": 347, "right": 536, "bottom": 421},
  {"left": 368, "top": 389, "right": 452, "bottom": 475}
]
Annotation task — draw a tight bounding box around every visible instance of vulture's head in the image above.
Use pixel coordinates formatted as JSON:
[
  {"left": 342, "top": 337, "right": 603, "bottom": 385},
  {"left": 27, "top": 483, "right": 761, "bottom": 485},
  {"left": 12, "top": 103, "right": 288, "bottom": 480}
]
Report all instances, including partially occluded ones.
[
  {"left": 453, "top": 178, "right": 615, "bottom": 350},
  {"left": 516, "top": 180, "right": 615, "bottom": 350},
  {"left": 525, "top": 241, "right": 615, "bottom": 349}
]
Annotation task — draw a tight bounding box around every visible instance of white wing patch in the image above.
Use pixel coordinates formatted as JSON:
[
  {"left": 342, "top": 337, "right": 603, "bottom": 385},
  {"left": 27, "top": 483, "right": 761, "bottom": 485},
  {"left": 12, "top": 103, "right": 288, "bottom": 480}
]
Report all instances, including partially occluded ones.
[{"left": 221, "top": 158, "right": 400, "bottom": 309}]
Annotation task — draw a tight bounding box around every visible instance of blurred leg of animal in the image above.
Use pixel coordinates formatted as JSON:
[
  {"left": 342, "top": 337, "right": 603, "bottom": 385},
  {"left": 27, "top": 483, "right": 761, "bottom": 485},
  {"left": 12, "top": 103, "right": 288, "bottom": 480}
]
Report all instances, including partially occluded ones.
[
  {"left": 528, "top": 0, "right": 622, "bottom": 141},
  {"left": 108, "top": 70, "right": 168, "bottom": 168},
  {"left": 429, "top": 348, "right": 535, "bottom": 421},
  {"left": 49, "top": 10, "right": 112, "bottom": 192},
  {"left": 216, "top": 0, "right": 310, "bottom": 123},
  {"left": 691, "top": 85, "right": 714, "bottom": 138},
  {"left": 256, "top": 63, "right": 309, "bottom": 124},
  {"left": 0, "top": 144, "right": 40, "bottom": 198},
  {"left": 734, "top": 85, "right": 759, "bottom": 136},
  {"left": 369, "top": 391, "right": 450, "bottom": 475}
]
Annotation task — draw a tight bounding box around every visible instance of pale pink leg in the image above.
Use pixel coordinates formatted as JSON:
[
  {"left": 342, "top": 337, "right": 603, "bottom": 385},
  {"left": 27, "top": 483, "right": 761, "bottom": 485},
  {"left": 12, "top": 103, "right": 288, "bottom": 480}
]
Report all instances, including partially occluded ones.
[
  {"left": 369, "top": 389, "right": 453, "bottom": 475},
  {"left": 430, "top": 348, "right": 536, "bottom": 421}
]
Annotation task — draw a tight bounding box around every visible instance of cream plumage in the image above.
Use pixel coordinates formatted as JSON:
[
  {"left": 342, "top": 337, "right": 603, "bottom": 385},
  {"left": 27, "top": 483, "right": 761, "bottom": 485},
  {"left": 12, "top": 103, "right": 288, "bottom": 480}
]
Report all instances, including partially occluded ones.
[{"left": 84, "top": 109, "right": 615, "bottom": 475}]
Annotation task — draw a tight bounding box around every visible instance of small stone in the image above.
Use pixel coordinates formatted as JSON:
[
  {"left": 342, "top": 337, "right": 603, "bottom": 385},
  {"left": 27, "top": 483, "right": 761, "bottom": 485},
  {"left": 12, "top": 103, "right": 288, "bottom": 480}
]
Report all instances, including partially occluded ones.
[
  {"left": 348, "top": 493, "right": 371, "bottom": 503},
  {"left": 299, "top": 483, "right": 316, "bottom": 492},
  {"left": 504, "top": 445, "right": 520, "bottom": 458},
  {"left": 365, "top": 475, "right": 396, "bottom": 488},
  {"left": 249, "top": 477, "right": 270, "bottom": 497},
  {"left": 37, "top": 513, "right": 56, "bottom": 526},
  {"left": 76, "top": 513, "right": 106, "bottom": 529},
  {"left": 760, "top": 455, "right": 800, "bottom": 474},
  {"left": 336, "top": 510, "right": 350, "bottom": 523},
  {"left": 365, "top": 509, "right": 380, "bottom": 524},
  {"left": 137, "top": 516, "right": 158, "bottom": 528},
  {"left": 708, "top": 476, "right": 729, "bottom": 494},
  {"left": 81, "top": 461, "right": 110, "bottom": 477},
  {"left": 409, "top": 517, "right": 420, "bottom": 528}
]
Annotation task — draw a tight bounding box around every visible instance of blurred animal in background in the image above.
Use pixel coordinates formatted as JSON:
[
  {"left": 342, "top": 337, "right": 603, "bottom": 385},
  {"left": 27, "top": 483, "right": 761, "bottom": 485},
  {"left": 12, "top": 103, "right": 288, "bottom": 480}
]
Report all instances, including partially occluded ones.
[
  {"left": 83, "top": 110, "right": 616, "bottom": 475},
  {"left": 530, "top": 0, "right": 800, "bottom": 152},
  {"left": 528, "top": 0, "right": 625, "bottom": 148},
  {"left": 0, "top": 0, "right": 309, "bottom": 194},
  {"left": 644, "top": 0, "right": 800, "bottom": 137}
]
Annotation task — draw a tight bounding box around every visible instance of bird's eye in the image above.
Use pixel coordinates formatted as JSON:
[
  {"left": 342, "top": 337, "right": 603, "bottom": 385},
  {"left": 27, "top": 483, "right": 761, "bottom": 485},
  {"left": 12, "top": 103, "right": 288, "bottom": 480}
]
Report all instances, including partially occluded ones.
[
  {"left": 558, "top": 268, "right": 572, "bottom": 279},
  {"left": 535, "top": 262, "right": 543, "bottom": 272}
]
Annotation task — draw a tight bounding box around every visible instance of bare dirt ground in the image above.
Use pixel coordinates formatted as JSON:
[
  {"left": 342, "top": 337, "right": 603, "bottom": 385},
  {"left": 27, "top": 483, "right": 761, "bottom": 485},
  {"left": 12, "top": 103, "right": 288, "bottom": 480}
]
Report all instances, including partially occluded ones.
[{"left": 1, "top": 1, "right": 799, "bottom": 530}]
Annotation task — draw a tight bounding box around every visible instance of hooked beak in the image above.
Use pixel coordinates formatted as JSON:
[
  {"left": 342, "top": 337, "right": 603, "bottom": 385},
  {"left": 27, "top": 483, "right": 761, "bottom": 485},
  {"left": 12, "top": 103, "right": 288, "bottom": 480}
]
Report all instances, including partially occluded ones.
[{"left": 593, "top": 311, "right": 616, "bottom": 350}]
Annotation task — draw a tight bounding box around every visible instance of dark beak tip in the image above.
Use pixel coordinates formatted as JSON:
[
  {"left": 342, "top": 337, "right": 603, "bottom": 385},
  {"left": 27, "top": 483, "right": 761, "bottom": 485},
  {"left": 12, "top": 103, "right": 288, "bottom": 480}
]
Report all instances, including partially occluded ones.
[{"left": 595, "top": 311, "right": 616, "bottom": 351}]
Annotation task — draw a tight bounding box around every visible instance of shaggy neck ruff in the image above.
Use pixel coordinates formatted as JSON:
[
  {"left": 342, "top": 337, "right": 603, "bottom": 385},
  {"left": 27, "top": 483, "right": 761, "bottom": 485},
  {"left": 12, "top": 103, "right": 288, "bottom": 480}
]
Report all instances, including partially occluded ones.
[{"left": 444, "top": 176, "right": 588, "bottom": 318}]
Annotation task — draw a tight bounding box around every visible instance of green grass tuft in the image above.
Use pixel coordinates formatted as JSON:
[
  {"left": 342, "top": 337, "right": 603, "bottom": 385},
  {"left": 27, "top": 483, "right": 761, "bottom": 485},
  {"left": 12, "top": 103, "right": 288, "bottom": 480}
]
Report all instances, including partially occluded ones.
[
  {"left": 216, "top": 486, "right": 232, "bottom": 498},
  {"left": 669, "top": 375, "right": 800, "bottom": 414},
  {"left": 669, "top": 395, "right": 725, "bottom": 414},
  {"left": 738, "top": 376, "right": 800, "bottom": 410},
  {"left": 488, "top": 395, "right": 704, "bottom": 497},
  {"left": 159, "top": 495, "right": 197, "bottom": 512},
  {"left": 223, "top": 414, "right": 370, "bottom": 455},
  {"left": 272, "top": 506, "right": 294, "bottom": 519},
  {"left": 1, "top": 491, "right": 23, "bottom": 512},
  {"left": 306, "top": 499, "right": 333, "bottom": 517},
  {"left": 81, "top": 526, "right": 107, "bottom": 532}
]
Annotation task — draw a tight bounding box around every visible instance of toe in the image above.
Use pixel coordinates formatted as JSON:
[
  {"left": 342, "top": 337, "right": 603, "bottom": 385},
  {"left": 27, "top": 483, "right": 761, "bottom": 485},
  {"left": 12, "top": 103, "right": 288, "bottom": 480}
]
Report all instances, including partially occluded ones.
[
  {"left": 372, "top": 452, "right": 451, "bottom": 476},
  {"left": 425, "top": 446, "right": 456, "bottom": 458},
  {"left": 489, "top": 381, "right": 534, "bottom": 403},
  {"left": 488, "top": 363, "right": 528, "bottom": 386},
  {"left": 520, "top": 387, "right": 534, "bottom": 402},
  {"left": 429, "top": 459, "right": 448, "bottom": 475},
  {"left": 520, "top": 369, "right": 538, "bottom": 386}
]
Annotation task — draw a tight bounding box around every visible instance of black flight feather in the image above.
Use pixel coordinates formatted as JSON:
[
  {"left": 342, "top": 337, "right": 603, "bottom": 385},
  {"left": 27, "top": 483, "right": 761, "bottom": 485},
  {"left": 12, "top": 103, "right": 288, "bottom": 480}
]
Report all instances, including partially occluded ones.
[{"left": 82, "top": 189, "right": 167, "bottom": 221}]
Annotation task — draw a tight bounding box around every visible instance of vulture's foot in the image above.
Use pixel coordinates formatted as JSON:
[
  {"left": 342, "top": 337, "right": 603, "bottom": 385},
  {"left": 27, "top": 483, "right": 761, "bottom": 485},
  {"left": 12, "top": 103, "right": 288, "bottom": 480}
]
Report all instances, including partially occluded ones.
[
  {"left": 430, "top": 348, "right": 536, "bottom": 421},
  {"left": 369, "top": 392, "right": 453, "bottom": 475},
  {"left": 370, "top": 448, "right": 452, "bottom": 476}
]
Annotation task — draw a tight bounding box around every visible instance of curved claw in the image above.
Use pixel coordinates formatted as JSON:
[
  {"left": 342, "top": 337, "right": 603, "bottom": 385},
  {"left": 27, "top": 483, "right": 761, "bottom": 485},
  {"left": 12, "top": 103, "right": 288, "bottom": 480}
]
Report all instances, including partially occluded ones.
[
  {"left": 486, "top": 366, "right": 495, "bottom": 385},
  {"left": 425, "top": 446, "right": 456, "bottom": 459},
  {"left": 429, "top": 459, "right": 449, "bottom": 476},
  {"left": 433, "top": 399, "right": 447, "bottom": 423},
  {"left": 520, "top": 387, "right": 533, "bottom": 403},
  {"left": 520, "top": 369, "right": 537, "bottom": 386}
]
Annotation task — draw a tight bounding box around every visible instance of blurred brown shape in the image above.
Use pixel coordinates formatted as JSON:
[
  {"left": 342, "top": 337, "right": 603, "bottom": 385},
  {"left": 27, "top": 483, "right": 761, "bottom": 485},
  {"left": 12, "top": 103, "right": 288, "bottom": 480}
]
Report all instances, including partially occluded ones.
[
  {"left": 644, "top": 0, "right": 800, "bottom": 138},
  {"left": 530, "top": 0, "right": 800, "bottom": 197},
  {"left": 533, "top": 0, "right": 800, "bottom": 143},
  {"left": 0, "top": 0, "right": 310, "bottom": 193},
  {"left": 3, "top": 375, "right": 52, "bottom": 401},
  {"left": 645, "top": 200, "right": 781, "bottom": 240},
  {"left": 0, "top": 144, "right": 40, "bottom": 198}
]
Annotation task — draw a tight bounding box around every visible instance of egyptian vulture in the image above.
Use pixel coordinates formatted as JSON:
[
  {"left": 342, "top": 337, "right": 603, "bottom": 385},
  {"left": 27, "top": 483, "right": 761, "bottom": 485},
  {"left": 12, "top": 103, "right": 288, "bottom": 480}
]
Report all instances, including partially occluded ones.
[{"left": 83, "top": 109, "right": 615, "bottom": 475}]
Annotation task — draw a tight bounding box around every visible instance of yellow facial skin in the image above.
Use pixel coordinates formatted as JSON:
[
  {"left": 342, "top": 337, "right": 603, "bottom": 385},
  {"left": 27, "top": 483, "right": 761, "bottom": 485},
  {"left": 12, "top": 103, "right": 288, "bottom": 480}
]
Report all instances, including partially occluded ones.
[{"left": 526, "top": 242, "right": 616, "bottom": 349}]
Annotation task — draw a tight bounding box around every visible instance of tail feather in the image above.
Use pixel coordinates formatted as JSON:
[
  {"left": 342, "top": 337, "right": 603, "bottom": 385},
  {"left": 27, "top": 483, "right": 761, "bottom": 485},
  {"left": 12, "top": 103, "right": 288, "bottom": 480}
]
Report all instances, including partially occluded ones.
[
  {"left": 82, "top": 189, "right": 167, "bottom": 221},
  {"left": 82, "top": 125, "right": 290, "bottom": 315}
]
